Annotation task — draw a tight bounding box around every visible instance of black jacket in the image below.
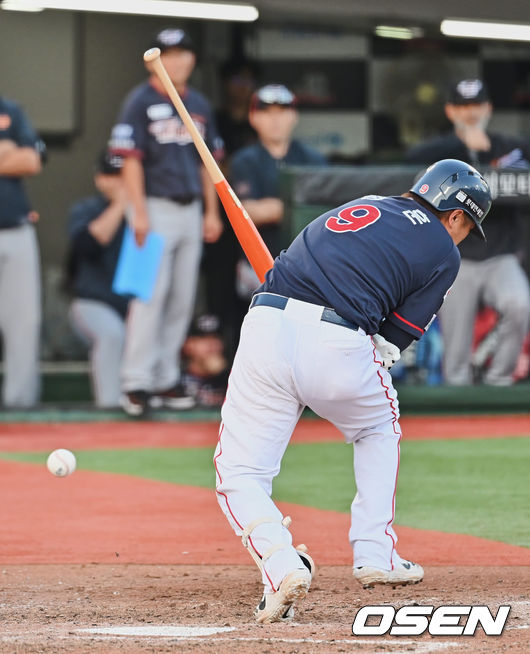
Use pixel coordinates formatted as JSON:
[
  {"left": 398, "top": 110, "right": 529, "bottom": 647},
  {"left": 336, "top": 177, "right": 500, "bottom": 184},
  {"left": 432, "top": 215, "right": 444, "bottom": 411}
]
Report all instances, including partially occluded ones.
[{"left": 406, "top": 131, "right": 530, "bottom": 260}]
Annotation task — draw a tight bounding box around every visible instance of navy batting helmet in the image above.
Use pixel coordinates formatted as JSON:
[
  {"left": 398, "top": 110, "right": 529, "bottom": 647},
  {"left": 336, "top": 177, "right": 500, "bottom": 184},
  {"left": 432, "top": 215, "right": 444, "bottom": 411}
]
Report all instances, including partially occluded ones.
[{"left": 410, "top": 159, "right": 491, "bottom": 240}]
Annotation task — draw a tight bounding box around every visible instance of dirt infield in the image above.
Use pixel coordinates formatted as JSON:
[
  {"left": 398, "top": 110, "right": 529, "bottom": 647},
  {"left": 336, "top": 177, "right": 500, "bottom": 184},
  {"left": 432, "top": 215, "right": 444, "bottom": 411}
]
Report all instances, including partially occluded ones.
[
  {"left": 1, "top": 564, "right": 528, "bottom": 653},
  {"left": 1, "top": 417, "right": 529, "bottom": 653}
]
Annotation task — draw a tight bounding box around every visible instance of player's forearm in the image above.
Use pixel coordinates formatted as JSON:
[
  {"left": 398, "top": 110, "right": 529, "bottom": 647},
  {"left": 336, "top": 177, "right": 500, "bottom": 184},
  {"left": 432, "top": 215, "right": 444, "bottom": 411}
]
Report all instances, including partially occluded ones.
[
  {"left": 88, "top": 201, "right": 127, "bottom": 245},
  {"left": 242, "top": 197, "right": 284, "bottom": 226},
  {"left": 0, "top": 144, "right": 41, "bottom": 177},
  {"left": 122, "top": 157, "right": 147, "bottom": 217},
  {"left": 200, "top": 165, "right": 220, "bottom": 218}
]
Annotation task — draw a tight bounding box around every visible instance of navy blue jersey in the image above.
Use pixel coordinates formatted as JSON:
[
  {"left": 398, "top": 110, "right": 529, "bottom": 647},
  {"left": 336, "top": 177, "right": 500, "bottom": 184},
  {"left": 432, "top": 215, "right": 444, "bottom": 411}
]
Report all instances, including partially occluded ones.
[
  {"left": 0, "top": 96, "right": 46, "bottom": 228},
  {"left": 68, "top": 194, "right": 129, "bottom": 318},
  {"left": 259, "top": 195, "right": 461, "bottom": 340},
  {"left": 231, "top": 140, "right": 327, "bottom": 255},
  {"left": 109, "top": 81, "right": 223, "bottom": 199}
]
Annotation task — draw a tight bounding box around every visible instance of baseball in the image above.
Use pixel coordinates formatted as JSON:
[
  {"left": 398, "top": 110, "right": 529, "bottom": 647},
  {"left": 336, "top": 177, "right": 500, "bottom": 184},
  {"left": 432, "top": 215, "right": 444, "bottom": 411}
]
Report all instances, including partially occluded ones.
[{"left": 46, "top": 449, "right": 77, "bottom": 477}]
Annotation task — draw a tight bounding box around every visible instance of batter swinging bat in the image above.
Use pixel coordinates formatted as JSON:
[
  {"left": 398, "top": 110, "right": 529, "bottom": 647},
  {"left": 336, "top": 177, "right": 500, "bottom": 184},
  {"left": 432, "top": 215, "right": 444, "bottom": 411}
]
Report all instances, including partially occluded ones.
[{"left": 143, "top": 47, "right": 274, "bottom": 283}]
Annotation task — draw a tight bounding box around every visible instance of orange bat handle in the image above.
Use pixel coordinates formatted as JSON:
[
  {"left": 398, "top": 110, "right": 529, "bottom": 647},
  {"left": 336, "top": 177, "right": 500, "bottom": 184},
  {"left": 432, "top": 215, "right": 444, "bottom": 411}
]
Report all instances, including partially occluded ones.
[{"left": 215, "top": 179, "right": 275, "bottom": 282}]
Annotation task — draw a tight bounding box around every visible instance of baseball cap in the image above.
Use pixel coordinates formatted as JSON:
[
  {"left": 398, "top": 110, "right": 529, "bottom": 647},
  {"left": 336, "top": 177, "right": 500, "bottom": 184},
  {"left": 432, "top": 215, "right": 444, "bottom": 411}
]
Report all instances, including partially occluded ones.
[
  {"left": 188, "top": 314, "right": 222, "bottom": 337},
  {"left": 447, "top": 79, "right": 490, "bottom": 105},
  {"left": 150, "top": 27, "right": 195, "bottom": 53},
  {"left": 96, "top": 149, "right": 123, "bottom": 175},
  {"left": 250, "top": 84, "right": 296, "bottom": 111}
]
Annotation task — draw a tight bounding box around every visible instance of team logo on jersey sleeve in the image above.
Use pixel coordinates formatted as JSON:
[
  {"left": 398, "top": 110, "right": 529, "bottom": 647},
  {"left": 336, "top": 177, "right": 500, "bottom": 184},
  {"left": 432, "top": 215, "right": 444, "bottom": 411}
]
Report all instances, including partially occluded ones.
[
  {"left": 325, "top": 204, "right": 381, "bottom": 233},
  {"left": 109, "top": 123, "right": 135, "bottom": 150}
]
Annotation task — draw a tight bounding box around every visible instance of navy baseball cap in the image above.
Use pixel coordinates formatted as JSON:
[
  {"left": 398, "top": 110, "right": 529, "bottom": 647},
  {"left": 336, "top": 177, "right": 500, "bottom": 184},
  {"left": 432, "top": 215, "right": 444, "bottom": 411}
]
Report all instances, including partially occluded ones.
[
  {"left": 151, "top": 28, "right": 195, "bottom": 53},
  {"left": 250, "top": 84, "right": 296, "bottom": 111},
  {"left": 96, "top": 149, "right": 123, "bottom": 175},
  {"left": 448, "top": 79, "right": 490, "bottom": 105}
]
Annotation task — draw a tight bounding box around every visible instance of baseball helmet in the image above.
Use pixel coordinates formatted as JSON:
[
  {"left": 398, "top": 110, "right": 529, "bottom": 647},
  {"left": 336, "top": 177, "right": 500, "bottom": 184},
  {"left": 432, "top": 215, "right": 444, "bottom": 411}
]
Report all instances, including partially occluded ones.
[{"left": 410, "top": 159, "right": 492, "bottom": 240}]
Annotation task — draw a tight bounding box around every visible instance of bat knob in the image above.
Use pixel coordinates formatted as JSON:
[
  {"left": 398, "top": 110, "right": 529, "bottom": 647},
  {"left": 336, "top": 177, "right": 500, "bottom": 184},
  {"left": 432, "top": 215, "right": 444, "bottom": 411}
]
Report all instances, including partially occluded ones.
[{"left": 143, "top": 47, "right": 161, "bottom": 62}]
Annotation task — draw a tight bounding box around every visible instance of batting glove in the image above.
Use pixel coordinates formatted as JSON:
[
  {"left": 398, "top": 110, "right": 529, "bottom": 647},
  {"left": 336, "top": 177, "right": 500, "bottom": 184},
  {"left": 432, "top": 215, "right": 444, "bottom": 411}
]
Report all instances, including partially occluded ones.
[{"left": 372, "top": 334, "right": 401, "bottom": 371}]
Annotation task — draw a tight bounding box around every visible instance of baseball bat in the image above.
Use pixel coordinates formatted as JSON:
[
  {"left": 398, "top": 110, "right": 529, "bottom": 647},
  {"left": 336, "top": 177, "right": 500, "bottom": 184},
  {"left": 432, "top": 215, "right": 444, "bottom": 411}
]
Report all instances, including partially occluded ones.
[{"left": 143, "top": 47, "right": 274, "bottom": 283}]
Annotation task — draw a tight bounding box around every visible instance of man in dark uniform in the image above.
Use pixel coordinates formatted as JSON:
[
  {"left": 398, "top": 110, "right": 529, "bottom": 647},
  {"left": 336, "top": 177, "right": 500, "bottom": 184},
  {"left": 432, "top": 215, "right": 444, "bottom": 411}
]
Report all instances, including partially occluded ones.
[
  {"left": 214, "top": 159, "right": 492, "bottom": 623},
  {"left": 110, "top": 27, "right": 224, "bottom": 416},
  {"left": 67, "top": 150, "right": 128, "bottom": 408},
  {"left": 0, "top": 94, "right": 46, "bottom": 407},
  {"left": 229, "top": 84, "right": 327, "bottom": 337},
  {"left": 407, "top": 79, "right": 530, "bottom": 385}
]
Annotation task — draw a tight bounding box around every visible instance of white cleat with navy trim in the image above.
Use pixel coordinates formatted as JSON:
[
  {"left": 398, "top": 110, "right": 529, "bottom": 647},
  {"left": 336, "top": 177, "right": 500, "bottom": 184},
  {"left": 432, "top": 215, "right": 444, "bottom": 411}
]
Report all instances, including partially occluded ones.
[{"left": 353, "top": 559, "right": 424, "bottom": 588}]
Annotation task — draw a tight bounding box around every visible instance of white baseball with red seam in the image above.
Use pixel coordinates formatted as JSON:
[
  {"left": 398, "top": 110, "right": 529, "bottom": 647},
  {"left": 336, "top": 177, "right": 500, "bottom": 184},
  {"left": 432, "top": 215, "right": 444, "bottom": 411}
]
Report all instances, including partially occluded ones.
[{"left": 46, "top": 449, "right": 77, "bottom": 477}]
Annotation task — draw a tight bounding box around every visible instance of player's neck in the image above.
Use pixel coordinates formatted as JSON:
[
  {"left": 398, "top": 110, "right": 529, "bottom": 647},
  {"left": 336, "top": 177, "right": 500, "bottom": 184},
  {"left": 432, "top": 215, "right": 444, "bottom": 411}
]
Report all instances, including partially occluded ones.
[{"left": 260, "top": 137, "right": 290, "bottom": 159}]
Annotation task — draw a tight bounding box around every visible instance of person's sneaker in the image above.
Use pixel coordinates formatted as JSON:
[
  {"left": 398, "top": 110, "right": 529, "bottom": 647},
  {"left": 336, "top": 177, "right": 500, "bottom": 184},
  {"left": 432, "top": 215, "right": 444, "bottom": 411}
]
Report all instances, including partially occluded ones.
[
  {"left": 254, "top": 568, "right": 312, "bottom": 624},
  {"left": 120, "top": 390, "right": 150, "bottom": 417},
  {"left": 353, "top": 559, "right": 424, "bottom": 588},
  {"left": 150, "top": 383, "right": 196, "bottom": 410}
]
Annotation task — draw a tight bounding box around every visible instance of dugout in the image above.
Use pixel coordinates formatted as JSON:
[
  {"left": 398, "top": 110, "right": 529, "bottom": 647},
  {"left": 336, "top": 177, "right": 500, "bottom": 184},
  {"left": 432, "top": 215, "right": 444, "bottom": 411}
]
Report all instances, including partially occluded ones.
[{"left": 279, "top": 165, "right": 530, "bottom": 281}]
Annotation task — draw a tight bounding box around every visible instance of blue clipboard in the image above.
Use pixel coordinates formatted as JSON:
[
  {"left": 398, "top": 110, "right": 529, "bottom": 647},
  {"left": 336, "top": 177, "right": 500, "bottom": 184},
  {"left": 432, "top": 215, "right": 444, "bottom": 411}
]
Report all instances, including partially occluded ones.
[{"left": 112, "top": 227, "right": 164, "bottom": 302}]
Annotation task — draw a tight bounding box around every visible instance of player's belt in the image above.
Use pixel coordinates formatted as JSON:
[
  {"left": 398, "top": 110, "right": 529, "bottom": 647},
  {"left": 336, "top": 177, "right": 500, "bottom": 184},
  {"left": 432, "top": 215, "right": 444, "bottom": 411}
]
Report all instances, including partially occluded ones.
[
  {"left": 166, "top": 195, "right": 198, "bottom": 205},
  {"left": 250, "top": 293, "right": 359, "bottom": 332}
]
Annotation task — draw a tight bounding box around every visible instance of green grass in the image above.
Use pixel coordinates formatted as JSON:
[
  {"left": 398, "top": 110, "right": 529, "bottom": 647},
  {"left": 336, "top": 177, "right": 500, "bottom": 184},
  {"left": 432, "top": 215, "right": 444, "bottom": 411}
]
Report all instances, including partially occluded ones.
[{"left": 1, "top": 437, "right": 528, "bottom": 547}]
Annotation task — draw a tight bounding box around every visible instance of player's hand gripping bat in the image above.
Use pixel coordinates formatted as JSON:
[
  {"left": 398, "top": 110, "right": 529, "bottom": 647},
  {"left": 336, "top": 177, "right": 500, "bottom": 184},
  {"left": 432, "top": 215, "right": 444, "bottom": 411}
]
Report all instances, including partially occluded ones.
[{"left": 143, "top": 47, "right": 274, "bottom": 283}]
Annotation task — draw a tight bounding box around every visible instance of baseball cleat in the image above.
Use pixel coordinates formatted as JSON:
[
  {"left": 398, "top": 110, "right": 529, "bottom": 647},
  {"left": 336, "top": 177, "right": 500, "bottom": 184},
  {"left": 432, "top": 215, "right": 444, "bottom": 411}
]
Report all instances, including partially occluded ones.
[
  {"left": 149, "top": 383, "right": 196, "bottom": 410},
  {"left": 295, "top": 544, "right": 316, "bottom": 579},
  {"left": 353, "top": 559, "right": 424, "bottom": 588},
  {"left": 120, "top": 390, "right": 150, "bottom": 417},
  {"left": 254, "top": 568, "right": 312, "bottom": 624}
]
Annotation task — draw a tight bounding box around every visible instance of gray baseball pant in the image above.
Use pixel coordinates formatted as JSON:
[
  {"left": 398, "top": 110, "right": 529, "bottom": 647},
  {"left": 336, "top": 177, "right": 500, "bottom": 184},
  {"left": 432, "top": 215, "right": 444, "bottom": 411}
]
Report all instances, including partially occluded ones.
[
  {"left": 0, "top": 223, "right": 41, "bottom": 406},
  {"left": 121, "top": 197, "right": 202, "bottom": 393},
  {"left": 439, "top": 254, "right": 530, "bottom": 385},
  {"left": 69, "top": 299, "right": 125, "bottom": 407}
]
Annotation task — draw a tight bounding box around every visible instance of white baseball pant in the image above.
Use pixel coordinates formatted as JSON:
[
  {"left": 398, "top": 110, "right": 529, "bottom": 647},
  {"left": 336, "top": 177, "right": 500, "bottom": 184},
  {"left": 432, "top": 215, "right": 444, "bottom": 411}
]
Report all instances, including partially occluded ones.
[{"left": 214, "top": 296, "right": 403, "bottom": 593}]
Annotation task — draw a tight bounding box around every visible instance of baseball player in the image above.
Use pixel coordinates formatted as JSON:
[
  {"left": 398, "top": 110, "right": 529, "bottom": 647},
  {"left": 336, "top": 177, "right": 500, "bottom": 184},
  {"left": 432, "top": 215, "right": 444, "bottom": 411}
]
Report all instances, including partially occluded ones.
[
  {"left": 109, "top": 27, "right": 225, "bottom": 417},
  {"left": 214, "top": 159, "right": 492, "bottom": 623},
  {"left": 230, "top": 84, "right": 327, "bottom": 299},
  {"left": 66, "top": 150, "right": 128, "bottom": 408},
  {"left": 0, "top": 94, "right": 46, "bottom": 407}
]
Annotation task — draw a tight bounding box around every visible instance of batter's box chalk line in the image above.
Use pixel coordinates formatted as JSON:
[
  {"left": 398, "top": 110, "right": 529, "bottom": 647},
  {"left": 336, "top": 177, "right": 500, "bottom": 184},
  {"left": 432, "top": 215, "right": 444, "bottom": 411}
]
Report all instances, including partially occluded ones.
[{"left": 77, "top": 626, "right": 458, "bottom": 652}]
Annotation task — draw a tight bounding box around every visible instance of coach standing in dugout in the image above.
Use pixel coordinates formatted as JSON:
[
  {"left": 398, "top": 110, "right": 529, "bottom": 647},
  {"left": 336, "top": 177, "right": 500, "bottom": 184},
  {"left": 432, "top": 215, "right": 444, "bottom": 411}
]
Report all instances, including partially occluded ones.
[
  {"left": 110, "top": 27, "right": 224, "bottom": 417},
  {"left": 229, "top": 84, "right": 327, "bottom": 325},
  {"left": 406, "top": 79, "right": 530, "bottom": 386},
  {"left": 0, "top": 95, "right": 46, "bottom": 407}
]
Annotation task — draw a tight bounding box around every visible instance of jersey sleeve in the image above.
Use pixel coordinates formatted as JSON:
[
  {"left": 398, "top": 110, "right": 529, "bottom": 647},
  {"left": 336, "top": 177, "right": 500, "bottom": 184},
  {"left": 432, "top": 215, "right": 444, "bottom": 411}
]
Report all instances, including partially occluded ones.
[
  {"left": 11, "top": 103, "right": 47, "bottom": 161},
  {"left": 109, "top": 92, "right": 147, "bottom": 158},
  {"left": 204, "top": 102, "right": 225, "bottom": 161},
  {"left": 68, "top": 198, "right": 105, "bottom": 258},
  {"left": 385, "top": 247, "right": 460, "bottom": 340},
  {"left": 230, "top": 151, "right": 260, "bottom": 199}
]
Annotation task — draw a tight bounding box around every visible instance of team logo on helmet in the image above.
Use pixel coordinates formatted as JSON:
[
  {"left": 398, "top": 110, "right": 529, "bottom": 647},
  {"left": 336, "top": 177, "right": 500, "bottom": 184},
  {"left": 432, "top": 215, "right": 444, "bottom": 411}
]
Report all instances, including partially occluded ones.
[{"left": 418, "top": 184, "right": 429, "bottom": 194}]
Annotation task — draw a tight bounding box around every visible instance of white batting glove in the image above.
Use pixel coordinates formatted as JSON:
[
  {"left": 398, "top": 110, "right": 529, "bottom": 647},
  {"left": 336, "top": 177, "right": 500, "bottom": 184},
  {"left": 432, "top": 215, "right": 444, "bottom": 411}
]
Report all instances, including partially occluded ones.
[{"left": 372, "top": 334, "right": 401, "bottom": 371}]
